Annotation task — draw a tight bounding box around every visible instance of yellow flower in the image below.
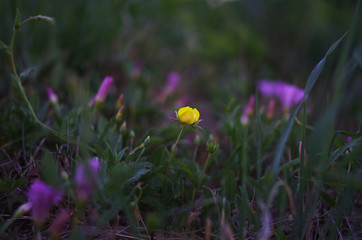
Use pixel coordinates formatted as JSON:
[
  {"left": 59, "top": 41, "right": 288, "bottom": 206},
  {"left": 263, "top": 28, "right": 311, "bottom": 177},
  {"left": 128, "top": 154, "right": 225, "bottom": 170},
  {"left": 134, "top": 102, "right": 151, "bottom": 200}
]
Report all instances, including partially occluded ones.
[{"left": 177, "top": 106, "right": 200, "bottom": 125}]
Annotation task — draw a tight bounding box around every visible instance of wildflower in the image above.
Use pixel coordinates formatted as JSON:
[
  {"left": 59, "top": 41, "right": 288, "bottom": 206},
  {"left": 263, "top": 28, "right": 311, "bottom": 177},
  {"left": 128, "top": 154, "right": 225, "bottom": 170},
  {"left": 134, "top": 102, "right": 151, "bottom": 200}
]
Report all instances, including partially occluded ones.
[
  {"left": 75, "top": 157, "right": 101, "bottom": 203},
  {"left": 241, "top": 95, "right": 255, "bottom": 125},
  {"left": 46, "top": 87, "right": 58, "bottom": 104},
  {"left": 116, "top": 94, "right": 124, "bottom": 109},
  {"left": 258, "top": 79, "right": 304, "bottom": 110},
  {"left": 28, "top": 181, "right": 62, "bottom": 225},
  {"left": 163, "top": 106, "right": 200, "bottom": 193},
  {"left": 177, "top": 106, "right": 200, "bottom": 125},
  {"left": 89, "top": 76, "right": 113, "bottom": 106},
  {"left": 116, "top": 105, "right": 124, "bottom": 122}
]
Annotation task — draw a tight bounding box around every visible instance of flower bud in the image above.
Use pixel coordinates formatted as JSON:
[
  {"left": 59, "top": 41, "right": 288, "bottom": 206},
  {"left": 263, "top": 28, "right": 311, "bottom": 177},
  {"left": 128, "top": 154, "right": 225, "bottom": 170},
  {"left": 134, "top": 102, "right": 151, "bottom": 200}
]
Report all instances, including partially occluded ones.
[
  {"left": 61, "top": 171, "right": 69, "bottom": 182},
  {"left": 120, "top": 121, "right": 127, "bottom": 132},
  {"left": 241, "top": 95, "right": 255, "bottom": 125},
  {"left": 143, "top": 136, "right": 150, "bottom": 145},
  {"left": 46, "top": 87, "right": 58, "bottom": 104},
  {"left": 129, "top": 130, "right": 135, "bottom": 140},
  {"left": 194, "top": 135, "right": 201, "bottom": 146},
  {"left": 89, "top": 76, "right": 113, "bottom": 106},
  {"left": 116, "top": 106, "right": 124, "bottom": 122},
  {"left": 75, "top": 157, "right": 101, "bottom": 203},
  {"left": 15, "top": 202, "right": 32, "bottom": 217},
  {"left": 206, "top": 136, "right": 218, "bottom": 153},
  {"left": 116, "top": 94, "right": 124, "bottom": 109},
  {"left": 28, "top": 181, "right": 62, "bottom": 225}
]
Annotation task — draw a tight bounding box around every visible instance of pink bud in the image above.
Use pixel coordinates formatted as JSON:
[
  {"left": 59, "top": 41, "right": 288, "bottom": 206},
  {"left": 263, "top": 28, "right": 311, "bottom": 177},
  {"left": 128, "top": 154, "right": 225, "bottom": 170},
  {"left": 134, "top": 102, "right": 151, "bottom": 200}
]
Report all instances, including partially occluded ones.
[
  {"left": 75, "top": 157, "right": 101, "bottom": 202},
  {"left": 241, "top": 95, "right": 255, "bottom": 125},
  {"left": 28, "top": 181, "right": 62, "bottom": 225},
  {"left": 90, "top": 76, "right": 113, "bottom": 106},
  {"left": 46, "top": 87, "right": 58, "bottom": 103},
  {"left": 116, "top": 94, "right": 124, "bottom": 109}
]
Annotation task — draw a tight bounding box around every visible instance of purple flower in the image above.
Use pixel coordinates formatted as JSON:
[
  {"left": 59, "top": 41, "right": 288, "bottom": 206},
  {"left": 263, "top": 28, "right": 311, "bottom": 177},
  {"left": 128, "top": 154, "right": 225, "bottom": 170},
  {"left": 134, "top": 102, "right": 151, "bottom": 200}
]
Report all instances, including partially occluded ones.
[
  {"left": 241, "top": 95, "right": 255, "bottom": 125},
  {"left": 258, "top": 79, "right": 305, "bottom": 110},
  {"left": 28, "top": 181, "right": 62, "bottom": 224},
  {"left": 75, "top": 157, "right": 101, "bottom": 202},
  {"left": 90, "top": 76, "right": 114, "bottom": 106},
  {"left": 46, "top": 87, "right": 58, "bottom": 103}
]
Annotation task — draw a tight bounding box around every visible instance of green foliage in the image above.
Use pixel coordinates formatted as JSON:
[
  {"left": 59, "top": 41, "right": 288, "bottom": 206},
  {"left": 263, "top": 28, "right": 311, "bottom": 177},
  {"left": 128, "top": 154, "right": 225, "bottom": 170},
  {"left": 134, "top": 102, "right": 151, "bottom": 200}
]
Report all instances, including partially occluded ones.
[{"left": 1, "top": 1, "right": 362, "bottom": 239}]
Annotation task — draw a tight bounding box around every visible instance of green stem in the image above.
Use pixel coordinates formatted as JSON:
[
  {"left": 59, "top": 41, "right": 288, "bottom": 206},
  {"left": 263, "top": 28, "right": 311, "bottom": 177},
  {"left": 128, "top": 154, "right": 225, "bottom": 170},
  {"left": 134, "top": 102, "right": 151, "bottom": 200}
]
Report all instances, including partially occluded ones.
[
  {"left": 7, "top": 26, "right": 96, "bottom": 153},
  {"left": 192, "top": 152, "right": 211, "bottom": 209},
  {"left": 162, "top": 125, "right": 185, "bottom": 193}
]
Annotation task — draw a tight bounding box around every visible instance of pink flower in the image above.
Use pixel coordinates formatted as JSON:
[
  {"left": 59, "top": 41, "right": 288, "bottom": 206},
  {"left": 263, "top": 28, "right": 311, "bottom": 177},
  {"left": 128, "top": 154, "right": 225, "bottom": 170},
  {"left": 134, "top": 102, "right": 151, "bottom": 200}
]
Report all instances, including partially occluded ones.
[
  {"left": 46, "top": 87, "right": 58, "bottom": 103},
  {"left": 89, "top": 76, "right": 113, "bottom": 106},
  {"left": 241, "top": 95, "right": 255, "bottom": 125},
  {"left": 75, "top": 157, "right": 101, "bottom": 202},
  {"left": 28, "top": 181, "right": 62, "bottom": 224},
  {"left": 258, "top": 79, "right": 305, "bottom": 110}
]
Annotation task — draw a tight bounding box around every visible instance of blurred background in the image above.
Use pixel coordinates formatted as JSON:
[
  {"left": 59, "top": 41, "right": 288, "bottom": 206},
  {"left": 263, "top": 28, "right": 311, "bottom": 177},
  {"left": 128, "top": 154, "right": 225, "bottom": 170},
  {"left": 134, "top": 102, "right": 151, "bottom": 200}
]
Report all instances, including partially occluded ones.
[{"left": 1, "top": 0, "right": 361, "bottom": 132}]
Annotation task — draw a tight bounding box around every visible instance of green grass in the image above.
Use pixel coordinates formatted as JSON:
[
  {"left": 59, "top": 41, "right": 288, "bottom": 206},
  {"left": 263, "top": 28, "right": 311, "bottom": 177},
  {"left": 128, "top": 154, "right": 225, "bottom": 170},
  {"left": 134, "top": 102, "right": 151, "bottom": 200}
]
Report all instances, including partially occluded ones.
[{"left": 1, "top": 1, "right": 362, "bottom": 239}]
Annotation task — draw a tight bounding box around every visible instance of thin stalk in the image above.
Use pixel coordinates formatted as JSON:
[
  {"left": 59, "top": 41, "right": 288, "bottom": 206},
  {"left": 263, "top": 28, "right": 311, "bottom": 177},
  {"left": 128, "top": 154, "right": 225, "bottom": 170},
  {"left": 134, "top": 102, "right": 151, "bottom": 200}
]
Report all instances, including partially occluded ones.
[
  {"left": 192, "top": 152, "right": 211, "bottom": 209},
  {"left": 162, "top": 125, "right": 185, "bottom": 192},
  {"left": 242, "top": 128, "right": 248, "bottom": 191},
  {"left": 7, "top": 14, "right": 96, "bottom": 153}
]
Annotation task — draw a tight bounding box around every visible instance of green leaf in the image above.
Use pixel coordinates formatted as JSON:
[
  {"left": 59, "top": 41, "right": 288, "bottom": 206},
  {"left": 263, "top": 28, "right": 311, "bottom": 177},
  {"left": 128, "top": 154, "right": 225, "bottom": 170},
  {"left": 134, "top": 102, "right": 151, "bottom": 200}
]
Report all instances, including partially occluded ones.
[
  {"left": 273, "top": 227, "right": 287, "bottom": 240},
  {"left": 327, "top": 136, "right": 362, "bottom": 167},
  {"left": 20, "top": 67, "right": 36, "bottom": 81},
  {"left": 239, "top": 187, "right": 258, "bottom": 226},
  {"left": 224, "top": 170, "right": 236, "bottom": 200},
  {"left": 14, "top": 9, "right": 21, "bottom": 29},
  {"left": 29, "top": 92, "right": 39, "bottom": 112},
  {"left": 39, "top": 152, "right": 62, "bottom": 187},
  {"left": 272, "top": 33, "right": 346, "bottom": 177},
  {"left": 278, "top": 158, "right": 300, "bottom": 172},
  {"left": 32, "top": 15, "right": 55, "bottom": 25},
  {"left": 149, "top": 146, "right": 167, "bottom": 166},
  {"left": 235, "top": 194, "right": 245, "bottom": 236},
  {"left": 0, "top": 40, "right": 9, "bottom": 53},
  {"left": 0, "top": 177, "right": 27, "bottom": 193},
  {"left": 319, "top": 190, "right": 336, "bottom": 207},
  {"left": 117, "top": 147, "right": 128, "bottom": 162}
]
